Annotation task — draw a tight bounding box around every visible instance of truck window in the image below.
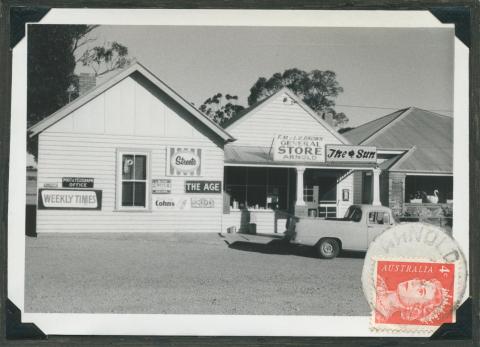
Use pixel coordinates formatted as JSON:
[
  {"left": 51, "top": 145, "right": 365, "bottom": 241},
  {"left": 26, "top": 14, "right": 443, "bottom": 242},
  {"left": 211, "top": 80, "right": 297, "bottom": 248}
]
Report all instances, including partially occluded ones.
[
  {"left": 368, "top": 212, "right": 389, "bottom": 225},
  {"left": 344, "top": 206, "right": 362, "bottom": 222}
]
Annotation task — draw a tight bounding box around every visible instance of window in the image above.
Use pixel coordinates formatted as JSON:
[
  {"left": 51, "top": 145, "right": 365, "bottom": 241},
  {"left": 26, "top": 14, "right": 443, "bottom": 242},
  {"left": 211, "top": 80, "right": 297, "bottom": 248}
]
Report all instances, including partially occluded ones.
[
  {"left": 303, "top": 187, "right": 314, "bottom": 202},
  {"left": 224, "top": 167, "right": 290, "bottom": 210},
  {"left": 117, "top": 151, "right": 149, "bottom": 209},
  {"left": 405, "top": 175, "right": 453, "bottom": 203},
  {"left": 344, "top": 206, "right": 362, "bottom": 222},
  {"left": 368, "top": 211, "right": 389, "bottom": 225}
]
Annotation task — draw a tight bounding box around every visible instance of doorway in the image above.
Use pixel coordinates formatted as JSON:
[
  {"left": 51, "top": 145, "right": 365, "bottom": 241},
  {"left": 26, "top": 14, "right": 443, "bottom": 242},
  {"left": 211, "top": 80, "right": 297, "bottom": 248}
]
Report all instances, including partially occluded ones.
[{"left": 303, "top": 170, "right": 340, "bottom": 218}]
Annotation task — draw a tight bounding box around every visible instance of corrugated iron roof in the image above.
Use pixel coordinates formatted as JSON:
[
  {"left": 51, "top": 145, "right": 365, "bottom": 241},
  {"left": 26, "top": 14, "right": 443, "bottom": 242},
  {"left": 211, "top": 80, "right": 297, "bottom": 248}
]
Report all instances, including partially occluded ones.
[
  {"left": 344, "top": 107, "right": 453, "bottom": 174},
  {"left": 342, "top": 108, "right": 408, "bottom": 145}
]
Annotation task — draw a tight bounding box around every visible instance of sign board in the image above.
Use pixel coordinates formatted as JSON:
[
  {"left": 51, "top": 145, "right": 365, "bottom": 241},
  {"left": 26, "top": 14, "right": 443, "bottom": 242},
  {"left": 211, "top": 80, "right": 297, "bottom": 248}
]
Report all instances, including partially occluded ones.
[
  {"left": 185, "top": 180, "right": 222, "bottom": 193},
  {"left": 152, "top": 195, "right": 190, "bottom": 210},
  {"left": 325, "top": 144, "right": 377, "bottom": 163},
  {"left": 152, "top": 179, "right": 171, "bottom": 194},
  {"left": 191, "top": 197, "right": 215, "bottom": 208},
  {"left": 62, "top": 177, "right": 94, "bottom": 188},
  {"left": 38, "top": 189, "right": 102, "bottom": 210},
  {"left": 167, "top": 147, "right": 202, "bottom": 176},
  {"left": 272, "top": 134, "right": 325, "bottom": 162}
]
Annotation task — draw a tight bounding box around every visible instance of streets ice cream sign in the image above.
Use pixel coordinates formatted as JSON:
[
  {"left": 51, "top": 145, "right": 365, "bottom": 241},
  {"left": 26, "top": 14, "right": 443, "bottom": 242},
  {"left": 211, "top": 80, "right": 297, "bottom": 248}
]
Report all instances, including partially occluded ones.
[
  {"left": 167, "top": 147, "right": 202, "bottom": 176},
  {"left": 272, "top": 134, "right": 325, "bottom": 162},
  {"left": 38, "top": 189, "right": 102, "bottom": 210}
]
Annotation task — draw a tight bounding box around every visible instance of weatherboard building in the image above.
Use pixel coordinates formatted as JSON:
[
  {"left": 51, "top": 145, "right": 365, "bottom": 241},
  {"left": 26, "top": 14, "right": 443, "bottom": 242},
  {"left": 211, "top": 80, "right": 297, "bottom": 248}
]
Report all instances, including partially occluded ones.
[{"left": 28, "top": 62, "right": 453, "bottom": 234}]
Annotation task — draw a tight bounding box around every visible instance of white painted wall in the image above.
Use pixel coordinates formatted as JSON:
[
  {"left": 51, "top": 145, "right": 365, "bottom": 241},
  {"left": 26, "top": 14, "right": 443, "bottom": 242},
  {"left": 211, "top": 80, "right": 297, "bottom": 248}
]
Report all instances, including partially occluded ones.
[
  {"left": 36, "top": 76, "right": 224, "bottom": 233},
  {"left": 226, "top": 92, "right": 344, "bottom": 147}
]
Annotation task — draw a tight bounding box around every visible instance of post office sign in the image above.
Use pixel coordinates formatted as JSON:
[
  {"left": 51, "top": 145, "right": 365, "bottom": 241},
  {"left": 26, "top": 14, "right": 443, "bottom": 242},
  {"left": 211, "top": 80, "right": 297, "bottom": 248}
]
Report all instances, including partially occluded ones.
[
  {"left": 325, "top": 144, "right": 377, "bottom": 163},
  {"left": 38, "top": 189, "right": 102, "bottom": 210},
  {"left": 62, "top": 177, "right": 94, "bottom": 188},
  {"left": 185, "top": 180, "right": 222, "bottom": 193}
]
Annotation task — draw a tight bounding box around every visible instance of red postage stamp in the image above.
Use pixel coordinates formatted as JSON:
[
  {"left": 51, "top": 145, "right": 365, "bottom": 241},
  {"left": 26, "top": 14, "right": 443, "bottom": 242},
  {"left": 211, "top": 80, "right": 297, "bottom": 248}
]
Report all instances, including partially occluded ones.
[{"left": 373, "top": 260, "right": 455, "bottom": 328}]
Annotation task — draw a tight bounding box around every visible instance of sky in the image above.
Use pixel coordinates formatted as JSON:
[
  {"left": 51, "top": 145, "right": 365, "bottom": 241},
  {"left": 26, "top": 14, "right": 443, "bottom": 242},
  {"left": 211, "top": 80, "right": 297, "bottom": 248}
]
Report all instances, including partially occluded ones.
[{"left": 75, "top": 25, "right": 454, "bottom": 127}]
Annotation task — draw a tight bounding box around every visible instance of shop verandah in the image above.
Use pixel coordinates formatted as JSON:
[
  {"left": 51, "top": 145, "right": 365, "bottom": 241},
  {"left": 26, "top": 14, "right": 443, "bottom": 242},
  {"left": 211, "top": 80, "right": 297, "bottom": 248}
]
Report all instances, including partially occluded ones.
[{"left": 221, "top": 146, "right": 380, "bottom": 234}]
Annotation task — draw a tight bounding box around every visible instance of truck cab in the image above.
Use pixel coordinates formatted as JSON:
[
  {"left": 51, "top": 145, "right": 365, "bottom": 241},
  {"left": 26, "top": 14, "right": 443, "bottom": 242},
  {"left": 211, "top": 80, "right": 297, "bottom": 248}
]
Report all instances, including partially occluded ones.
[{"left": 287, "top": 204, "right": 395, "bottom": 259}]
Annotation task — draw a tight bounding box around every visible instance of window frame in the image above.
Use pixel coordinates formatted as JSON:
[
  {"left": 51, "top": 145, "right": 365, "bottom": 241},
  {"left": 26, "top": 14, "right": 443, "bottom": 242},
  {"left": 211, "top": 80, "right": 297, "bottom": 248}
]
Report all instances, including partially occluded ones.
[
  {"left": 368, "top": 211, "right": 389, "bottom": 225},
  {"left": 115, "top": 149, "right": 151, "bottom": 211}
]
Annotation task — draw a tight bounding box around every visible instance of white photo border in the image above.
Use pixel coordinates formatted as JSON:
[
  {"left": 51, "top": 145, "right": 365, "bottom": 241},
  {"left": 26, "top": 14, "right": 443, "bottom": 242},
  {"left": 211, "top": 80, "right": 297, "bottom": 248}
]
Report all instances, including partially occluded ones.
[{"left": 8, "top": 8, "right": 469, "bottom": 337}]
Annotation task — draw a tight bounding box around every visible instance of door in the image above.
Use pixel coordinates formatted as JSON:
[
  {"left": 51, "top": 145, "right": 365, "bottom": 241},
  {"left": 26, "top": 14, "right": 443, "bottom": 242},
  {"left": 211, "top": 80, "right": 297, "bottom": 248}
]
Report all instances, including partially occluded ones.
[
  {"left": 304, "top": 185, "right": 319, "bottom": 217},
  {"left": 367, "top": 210, "right": 390, "bottom": 244},
  {"left": 318, "top": 176, "right": 337, "bottom": 218}
]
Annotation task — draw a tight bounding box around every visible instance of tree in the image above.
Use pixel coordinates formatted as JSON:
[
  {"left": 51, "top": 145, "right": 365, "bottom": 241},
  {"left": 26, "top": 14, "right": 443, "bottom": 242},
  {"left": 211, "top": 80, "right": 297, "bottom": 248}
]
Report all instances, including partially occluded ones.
[
  {"left": 78, "top": 41, "right": 132, "bottom": 77},
  {"left": 247, "top": 68, "right": 348, "bottom": 127},
  {"left": 27, "top": 25, "right": 98, "bottom": 159},
  {"left": 199, "top": 93, "right": 245, "bottom": 126},
  {"left": 27, "top": 25, "right": 97, "bottom": 128},
  {"left": 27, "top": 25, "right": 131, "bottom": 160}
]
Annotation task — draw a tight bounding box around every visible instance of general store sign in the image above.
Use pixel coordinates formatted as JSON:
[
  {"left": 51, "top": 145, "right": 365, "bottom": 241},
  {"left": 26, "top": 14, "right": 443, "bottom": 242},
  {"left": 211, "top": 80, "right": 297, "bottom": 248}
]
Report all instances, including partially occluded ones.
[
  {"left": 272, "top": 134, "right": 325, "bottom": 162},
  {"left": 152, "top": 195, "right": 190, "bottom": 210},
  {"left": 185, "top": 180, "right": 222, "bottom": 193},
  {"left": 62, "top": 177, "right": 94, "bottom": 188},
  {"left": 325, "top": 145, "right": 377, "bottom": 163},
  {"left": 152, "top": 179, "right": 171, "bottom": 194},
  {"left": 38, "top": 189, "right": 102, "bottom": 210},
  {"left": 167, "top": 147, "right": 202, "bottom": 176}
]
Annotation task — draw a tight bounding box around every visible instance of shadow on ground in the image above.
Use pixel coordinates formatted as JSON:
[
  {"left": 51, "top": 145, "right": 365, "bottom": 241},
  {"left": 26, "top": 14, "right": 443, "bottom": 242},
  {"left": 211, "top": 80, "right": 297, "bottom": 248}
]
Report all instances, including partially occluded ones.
[{"left": 227, "top": 238, "right": 365, "bottom": 259}]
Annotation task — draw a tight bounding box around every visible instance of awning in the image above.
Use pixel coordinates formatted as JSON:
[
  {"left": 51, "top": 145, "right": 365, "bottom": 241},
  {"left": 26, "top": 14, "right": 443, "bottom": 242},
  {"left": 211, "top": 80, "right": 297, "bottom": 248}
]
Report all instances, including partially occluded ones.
[{"left": 224, "top": 145, "right": 377, "bottom": 169}]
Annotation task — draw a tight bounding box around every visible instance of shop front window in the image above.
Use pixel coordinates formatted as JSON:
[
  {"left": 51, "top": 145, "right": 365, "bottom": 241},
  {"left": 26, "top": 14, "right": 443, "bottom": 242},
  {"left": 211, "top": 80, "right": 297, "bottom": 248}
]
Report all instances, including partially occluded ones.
[
  {"left": 405, "top": 175, "right": 453, "bottom": 204},
  {"left": 224, "top": 167, "right": 290, "bottom": 210},
  {"left": 117, "top": 150, "right": 149, "bottom": 209}
]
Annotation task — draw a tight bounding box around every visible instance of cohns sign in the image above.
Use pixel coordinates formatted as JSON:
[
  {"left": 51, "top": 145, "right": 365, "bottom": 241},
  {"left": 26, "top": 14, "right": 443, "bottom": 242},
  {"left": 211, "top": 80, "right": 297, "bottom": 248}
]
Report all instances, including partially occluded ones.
[
  {"left": 153, "top": 195, "right": 190, "bottom": 210},
  {"left": 38, "top": 189, "right": 102, "bottom": 210},
  {"left": 167, "top": 147, "right": 202, "bottom": 176},
  {"left": 272, "top": 134, "right": 325, "bottom": 162},
  {"left": 325, "top": 145, "right": 377, "bottom": 163}
]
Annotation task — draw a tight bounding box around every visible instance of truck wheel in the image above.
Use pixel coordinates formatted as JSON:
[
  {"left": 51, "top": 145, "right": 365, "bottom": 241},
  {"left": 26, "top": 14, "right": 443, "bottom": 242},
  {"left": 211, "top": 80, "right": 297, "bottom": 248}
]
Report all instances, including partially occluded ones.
[{"left": 317, "top": 238, "right": 340, "bottom": 259}]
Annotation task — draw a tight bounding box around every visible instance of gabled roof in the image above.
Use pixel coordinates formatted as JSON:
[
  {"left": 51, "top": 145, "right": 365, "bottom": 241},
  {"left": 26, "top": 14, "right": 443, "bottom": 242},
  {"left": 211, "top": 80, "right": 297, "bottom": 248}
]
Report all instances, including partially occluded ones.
[
  {"left": 221, "top": 92, "right": 277, "bottom": 128},
  {"left": 344, "top": 107, "right": 453, "bottom": 174},
  {"left": 224, "top": 87, "right": 350, "bottom": 145},
  {"left": 341, "top": 108, "right": 409, "bottom": 145},
  {"left": 28, "top": 62, "right": 235, "bottom": 143}
]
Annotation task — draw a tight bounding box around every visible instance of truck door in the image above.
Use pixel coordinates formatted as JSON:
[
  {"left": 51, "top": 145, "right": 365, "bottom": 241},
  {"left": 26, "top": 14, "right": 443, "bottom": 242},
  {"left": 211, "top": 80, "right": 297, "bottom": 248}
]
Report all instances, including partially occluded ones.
[{"left": 367, "top": 211, "right": 390, "bottom": 244}]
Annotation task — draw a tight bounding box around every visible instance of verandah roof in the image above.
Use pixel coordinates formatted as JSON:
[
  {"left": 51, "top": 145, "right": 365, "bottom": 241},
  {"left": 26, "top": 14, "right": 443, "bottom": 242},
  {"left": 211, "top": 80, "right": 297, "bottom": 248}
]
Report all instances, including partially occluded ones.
[{"left": 224, "top": 145, "right": 377, "bottom": 169}]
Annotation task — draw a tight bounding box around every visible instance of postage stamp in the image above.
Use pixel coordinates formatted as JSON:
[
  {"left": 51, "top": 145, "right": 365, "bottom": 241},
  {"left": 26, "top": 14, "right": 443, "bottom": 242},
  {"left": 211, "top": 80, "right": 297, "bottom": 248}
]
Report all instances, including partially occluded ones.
[
  {"left": 373, "top": 260, "right": 455, "bottom": 328},
  {"left": 361, "top": 223, "right": 467, "bottom": 333}
]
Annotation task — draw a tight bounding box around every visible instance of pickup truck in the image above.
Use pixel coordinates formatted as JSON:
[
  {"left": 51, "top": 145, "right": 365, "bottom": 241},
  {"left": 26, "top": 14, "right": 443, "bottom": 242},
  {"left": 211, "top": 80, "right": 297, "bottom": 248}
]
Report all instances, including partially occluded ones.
[{"left": 286, "top": 204, "right": 395, "bottom": 259}]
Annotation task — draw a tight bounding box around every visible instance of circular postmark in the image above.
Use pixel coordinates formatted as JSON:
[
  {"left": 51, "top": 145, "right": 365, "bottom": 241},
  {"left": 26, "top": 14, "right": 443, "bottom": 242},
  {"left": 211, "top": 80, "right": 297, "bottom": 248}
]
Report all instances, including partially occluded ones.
[{"left": 361, "top": 222, "right": 467, "bottom": 331}]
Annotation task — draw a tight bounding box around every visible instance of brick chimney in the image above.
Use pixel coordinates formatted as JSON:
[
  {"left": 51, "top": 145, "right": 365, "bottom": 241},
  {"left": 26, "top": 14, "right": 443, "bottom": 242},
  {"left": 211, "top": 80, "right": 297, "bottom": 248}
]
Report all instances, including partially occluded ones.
[{"left": 78, "top": 73, "right": 96, "bottom": 96}]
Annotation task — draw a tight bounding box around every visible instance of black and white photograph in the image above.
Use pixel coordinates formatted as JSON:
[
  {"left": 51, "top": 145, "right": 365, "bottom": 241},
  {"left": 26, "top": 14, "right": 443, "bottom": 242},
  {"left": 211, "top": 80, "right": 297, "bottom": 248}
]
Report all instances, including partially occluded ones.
[{"left": 6, "top": 8, "right": 471, "bottom": 338}]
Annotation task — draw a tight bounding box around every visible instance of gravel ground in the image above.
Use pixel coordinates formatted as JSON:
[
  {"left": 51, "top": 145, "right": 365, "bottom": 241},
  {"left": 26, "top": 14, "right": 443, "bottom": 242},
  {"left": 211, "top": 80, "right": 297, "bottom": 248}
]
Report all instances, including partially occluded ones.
[{"left": 25, "top": 232, "right": 370, "bottom": 315}]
